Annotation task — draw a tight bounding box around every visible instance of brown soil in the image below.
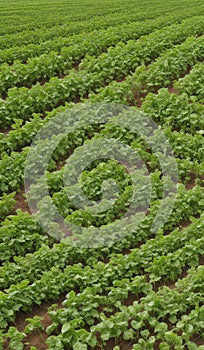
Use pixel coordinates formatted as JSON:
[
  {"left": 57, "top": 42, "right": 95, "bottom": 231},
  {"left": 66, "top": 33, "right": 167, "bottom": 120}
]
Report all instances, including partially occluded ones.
[
  {"left": 127, "top": 87, "right": 147, "bottom": 108},
  {"left": 1, "top": 91, "right": 8, "bottom": 100},
  {"left": 124, "top": 292, "right": 139, "bottom": 307},
  {"left": 73, "top": 62, "right": 80, "bottom": 72},
  {"left": 0, "top": 127, "right": 11, "bottom": 135},
  {"left": 165, "top": 281, "right": 176, "bottom": 289},
  {"left": 199, "top": 255, "right": 204, "bottom": 266},
  {"left": 38, "top": 71, "right": 69, "bottom": 87},
  {"left": 191, "top": 335, "right": 204, "bottom": 346},
  {"left": 179, "top": 219, "right": 192, "bottom": 229},
  {"left": 105, "top": 339, "right": 133, "bottom": 350},
  {"left": 16, "top": 302, "right": 53, "bottom": 333},
  {"left": 55, "top": 157, "right": 67, "bottom": 171},
  {"left": 185, "top": 173, "right": 196, "bottom": 190},
  {"left": 23, "top": 330, "right": 48, "bottom": 350},
  {"left": 13, "top": 192, "right": 32, "bottom": 214},
  {"left": 168, "top": 85, "right": 179, "bottom": 94},
  {"left": 11, "top": 295, "right": 66, "bottom": 350},
  {"left": 179, "top": 214, "right": 200, "bottom": 230},
  {"left": 163, "top": 217, "right": 192, "bottom": 237},
  {"left": 178, "top": 266, "right": 188, "bottom": 281}
]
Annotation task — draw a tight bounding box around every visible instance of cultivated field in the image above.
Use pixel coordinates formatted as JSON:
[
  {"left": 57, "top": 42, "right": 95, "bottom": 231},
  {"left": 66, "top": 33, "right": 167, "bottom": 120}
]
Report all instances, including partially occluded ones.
[{"left": 0, "top": 0, "right": 204, "bottom": 349}]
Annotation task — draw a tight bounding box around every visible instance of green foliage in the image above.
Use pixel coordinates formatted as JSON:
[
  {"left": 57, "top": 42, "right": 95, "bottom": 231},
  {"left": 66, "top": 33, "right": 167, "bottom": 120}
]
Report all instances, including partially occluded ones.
[{"left": 0, "top": 1, "right": 204, "bottom": 349}]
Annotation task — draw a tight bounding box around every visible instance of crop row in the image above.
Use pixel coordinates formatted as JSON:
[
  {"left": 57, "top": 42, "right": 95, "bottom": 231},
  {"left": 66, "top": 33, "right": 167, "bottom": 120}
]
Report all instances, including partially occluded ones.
[
  {"left": 0, "top": 2, "right": 185, "bottom": 50},
  {"left": 0, "top": 12, "right": 197, "bottom": 66},
  {"left": 1, "top": 2, "right": 204, "bottom": 350},
  {"left": 0, "top": 184, "right": 203, "bottom": 289},
  {"left": 3, "top": 270, "right": 204, "bottom": 349},
  {"left": 44, "top": 264, "right": 204, "bottom": 349},
  {"left": 1, "top": 16, "right": 204, "bottom": 129},
  {"left": 0, "top": 132, "right": 200, "bottom": 199},
  {"left": 1, "top": 153, "right": 203, "bottom": 260},
  {"left": 0, "top": 95, "right": 203, "bottom": 198},
  {"left": 175, "top": 62, "right": 204, "bottom": 103},
  {"left": 91, "top": 78, "right": 204, "bottom": 133},
  {"left": 90, "top": 34, "right": 204, "bottom": 124},
  {"left": 0, "top": 192, "right": 16, "bottom": 221},
  {"left": 0, "top": 15, "right": 185, "bottom": 95},
  {"left": 0, "top": 213, "right": 203, "bottom": 332},
  {"left": 0, "top": 58, "right": 203, "bottom": 155}
]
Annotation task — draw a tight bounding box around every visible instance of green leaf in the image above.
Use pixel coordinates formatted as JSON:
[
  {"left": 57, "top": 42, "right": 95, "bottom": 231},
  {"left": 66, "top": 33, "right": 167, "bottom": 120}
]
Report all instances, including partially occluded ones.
[
  {"left": 61, "top": 322, "right": 70, "bottom": 333},
  {"left": 73, "top": 342, "right": 88, "bottom": 350}
]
